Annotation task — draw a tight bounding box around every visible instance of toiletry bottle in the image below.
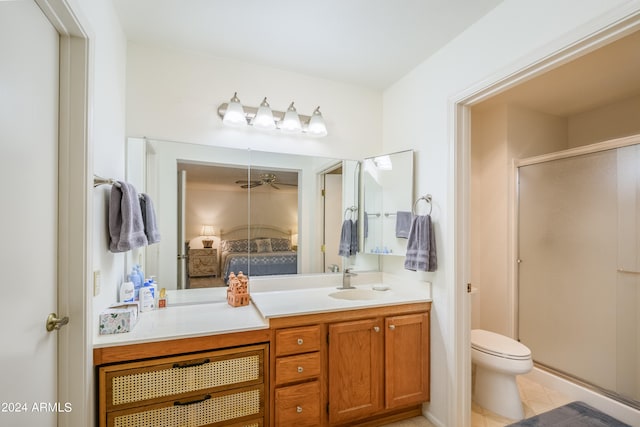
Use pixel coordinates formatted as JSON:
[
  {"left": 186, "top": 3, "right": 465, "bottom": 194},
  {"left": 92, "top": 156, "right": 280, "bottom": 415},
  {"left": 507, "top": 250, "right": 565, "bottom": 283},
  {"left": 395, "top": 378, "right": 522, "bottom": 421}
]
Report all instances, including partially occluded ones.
[
  {"left": 139, "top": 286, "right": 155, "bottom": 312},
  {"left": 158, "top": 288, "right": 167, "bottom": 308},
  {"left": 120, "top": 281, "right": 134, "bottom": 303},
  {"left": 129, "top": 268, "right": 142, "bottom": 300}
]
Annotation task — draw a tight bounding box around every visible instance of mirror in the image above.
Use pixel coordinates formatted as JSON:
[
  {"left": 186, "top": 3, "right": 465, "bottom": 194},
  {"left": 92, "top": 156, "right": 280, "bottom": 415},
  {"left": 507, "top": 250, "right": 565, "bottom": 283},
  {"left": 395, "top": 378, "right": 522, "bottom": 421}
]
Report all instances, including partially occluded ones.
[
  {"left": 127, "top": 137, "right": 374, "bottom": 292},
  {"left": 361, "top": 150, "right": 414, "bottom": 256}
]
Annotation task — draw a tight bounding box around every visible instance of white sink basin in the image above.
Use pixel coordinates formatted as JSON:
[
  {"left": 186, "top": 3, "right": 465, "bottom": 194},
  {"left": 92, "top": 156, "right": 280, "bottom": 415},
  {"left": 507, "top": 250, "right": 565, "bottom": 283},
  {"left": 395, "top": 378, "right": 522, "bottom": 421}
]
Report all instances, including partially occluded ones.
[{"left": 328, "top": 289, "right": 390, "bottom": 301}]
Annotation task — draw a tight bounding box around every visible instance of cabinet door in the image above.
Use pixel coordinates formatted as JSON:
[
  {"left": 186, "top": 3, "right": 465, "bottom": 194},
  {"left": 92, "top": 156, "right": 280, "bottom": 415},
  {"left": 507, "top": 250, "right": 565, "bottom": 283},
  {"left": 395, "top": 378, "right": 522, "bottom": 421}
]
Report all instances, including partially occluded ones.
[
  {"left": 385, "top": 312, "right": 430, "bottom": 409},
  {"left": 328, "top": 318, "right": 383, "bottom": 424}
]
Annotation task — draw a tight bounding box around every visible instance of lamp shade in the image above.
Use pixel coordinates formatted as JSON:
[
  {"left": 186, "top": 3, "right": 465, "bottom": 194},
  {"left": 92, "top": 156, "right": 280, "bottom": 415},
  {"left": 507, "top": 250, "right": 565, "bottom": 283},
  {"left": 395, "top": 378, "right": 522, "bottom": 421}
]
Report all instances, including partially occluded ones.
[
  {"left": 280, "top": 102, "right": 302, "bottom": 133},
  {"left": 307, "top": 106, "right": 327, "bottom": 136},
  {"left": 201, "top": 225, "right": 215, "bottom": 236},
  {"left": 222, "top": 92, "right": 247, "bottom": 126},
  {"left": 252, "top": 97, "right": 276, "bottom": 130}
]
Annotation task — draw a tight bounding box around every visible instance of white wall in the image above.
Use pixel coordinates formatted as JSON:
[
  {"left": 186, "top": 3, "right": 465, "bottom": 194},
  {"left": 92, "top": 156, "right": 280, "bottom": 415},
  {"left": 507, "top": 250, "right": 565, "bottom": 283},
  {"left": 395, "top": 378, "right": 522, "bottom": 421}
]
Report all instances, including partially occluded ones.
[
  {"left": 125, "top": 42, "right": 382, "bottom": 161},
  {"left": 382, "top": 1, "right": 637, "bottom": 425},
  {"left": 74, "top": 0, "right": 128, "bottom": 341}
]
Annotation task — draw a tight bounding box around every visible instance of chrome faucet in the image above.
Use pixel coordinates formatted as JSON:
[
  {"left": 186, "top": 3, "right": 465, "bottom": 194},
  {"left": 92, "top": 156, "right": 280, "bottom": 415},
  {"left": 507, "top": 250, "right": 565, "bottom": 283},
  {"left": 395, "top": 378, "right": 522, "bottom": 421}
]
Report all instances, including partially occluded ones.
[{"left": 338, "top": 268, "right": 358, "bottom": 289}]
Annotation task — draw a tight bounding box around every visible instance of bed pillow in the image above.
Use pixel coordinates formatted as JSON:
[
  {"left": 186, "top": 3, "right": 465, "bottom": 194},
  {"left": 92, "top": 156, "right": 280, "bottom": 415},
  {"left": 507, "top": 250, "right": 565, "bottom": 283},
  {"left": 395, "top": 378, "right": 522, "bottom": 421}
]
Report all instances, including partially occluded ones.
[
  {"left": 255, "top": 238, "right": 273, "bottom": 253},
  {"left": 221, "top": 239, "right": 249, "bottom": 253},
  {"left": 270, "top": 237, "right": 292, "bottom": 251}
]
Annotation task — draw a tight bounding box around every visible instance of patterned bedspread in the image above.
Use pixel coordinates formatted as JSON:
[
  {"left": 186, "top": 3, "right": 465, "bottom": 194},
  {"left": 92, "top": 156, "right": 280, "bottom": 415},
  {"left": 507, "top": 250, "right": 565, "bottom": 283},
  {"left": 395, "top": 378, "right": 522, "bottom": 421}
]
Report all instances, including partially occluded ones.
[{"left": 222, "top": 251, "right": 297, "bottom": 282}]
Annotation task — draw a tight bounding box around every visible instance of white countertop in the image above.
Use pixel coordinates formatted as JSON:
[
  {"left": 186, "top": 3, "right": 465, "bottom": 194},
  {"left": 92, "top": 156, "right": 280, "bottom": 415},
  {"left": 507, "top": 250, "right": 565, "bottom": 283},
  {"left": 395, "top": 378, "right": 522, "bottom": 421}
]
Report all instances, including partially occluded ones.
[
  {"left": 251, "top": 282, "right": 431, "bottom": 318},
  {"left": 93, "top": 276, "right": 431, "bottom": 348},
  {"left": 93, "top": 300, "right": 268, "bottom": 348}
]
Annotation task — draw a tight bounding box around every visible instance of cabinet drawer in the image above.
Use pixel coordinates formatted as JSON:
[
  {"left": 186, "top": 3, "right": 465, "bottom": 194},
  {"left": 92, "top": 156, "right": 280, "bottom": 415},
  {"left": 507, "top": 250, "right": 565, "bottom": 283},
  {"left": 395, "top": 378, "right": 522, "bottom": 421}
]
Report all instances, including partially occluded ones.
[
  {"left": 274, "top": 381, "right": 321, "bottom": 427},
  {"left": 275, "top": 352, "right": 321, "bottom": 385},
  {"left": 275, "top": 325, "right": 321, "bottom": 356},
  {"left": 108, "top": 385, "right": 264, "bottom": 427},
  {"left": 101, "top": 345, "right": 265, "bottom": 411}
]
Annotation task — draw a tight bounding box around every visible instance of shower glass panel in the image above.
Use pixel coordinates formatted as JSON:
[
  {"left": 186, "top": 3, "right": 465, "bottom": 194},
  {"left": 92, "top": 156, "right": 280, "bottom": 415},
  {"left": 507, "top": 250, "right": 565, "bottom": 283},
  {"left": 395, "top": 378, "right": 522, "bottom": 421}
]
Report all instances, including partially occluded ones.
[{"left": 518, "top": 143, "right": 640, "bottom": 407}]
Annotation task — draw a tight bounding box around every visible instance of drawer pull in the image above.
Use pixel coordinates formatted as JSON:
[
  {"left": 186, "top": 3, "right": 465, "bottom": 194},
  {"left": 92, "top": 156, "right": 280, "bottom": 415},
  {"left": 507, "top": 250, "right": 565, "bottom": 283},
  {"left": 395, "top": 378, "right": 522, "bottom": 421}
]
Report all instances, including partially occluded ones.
[
  {"left": 297, "top": 338, "right": 304, "bottom": 345},
  {"left": 297, "top": 366, "right": 304, "bottom": 373},
  {"left": 173, "top": 394, "right": 211, "bottom": 406},
  {"left": 389, "top": 325, "right": 396, "bottom": 330},
  {"left": 172, "top": 358, "right": 210, "bottom": 369},
  {"left": 373, "top": 326, "right": 380, "bottom": 332},
  {"left": 296, "top": 405, "right": 303, "bottom": 413}
]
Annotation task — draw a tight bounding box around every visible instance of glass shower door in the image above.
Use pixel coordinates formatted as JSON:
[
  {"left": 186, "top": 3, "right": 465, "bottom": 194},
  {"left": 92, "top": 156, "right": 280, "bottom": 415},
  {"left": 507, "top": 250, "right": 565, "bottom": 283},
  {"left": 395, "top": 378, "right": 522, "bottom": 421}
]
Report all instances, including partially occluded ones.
[{"left": 518, "top": 142, "right": 639, "bottom": 407}]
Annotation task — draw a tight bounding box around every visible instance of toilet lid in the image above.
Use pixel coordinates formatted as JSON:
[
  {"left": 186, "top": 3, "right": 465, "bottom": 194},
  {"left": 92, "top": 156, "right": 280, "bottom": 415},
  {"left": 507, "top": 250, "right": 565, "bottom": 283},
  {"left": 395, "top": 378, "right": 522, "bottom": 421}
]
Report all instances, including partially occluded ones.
[{"left": 471, "top": 329, "right": 531, "bottom": 360}]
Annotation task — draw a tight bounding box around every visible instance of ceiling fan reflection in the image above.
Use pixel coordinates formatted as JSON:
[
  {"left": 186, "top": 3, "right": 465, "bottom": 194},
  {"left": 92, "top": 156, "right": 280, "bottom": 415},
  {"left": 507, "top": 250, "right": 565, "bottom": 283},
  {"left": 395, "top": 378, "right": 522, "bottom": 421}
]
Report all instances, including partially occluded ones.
[{"left": 235, "top": 173, "right": 298, "bottom": 190}]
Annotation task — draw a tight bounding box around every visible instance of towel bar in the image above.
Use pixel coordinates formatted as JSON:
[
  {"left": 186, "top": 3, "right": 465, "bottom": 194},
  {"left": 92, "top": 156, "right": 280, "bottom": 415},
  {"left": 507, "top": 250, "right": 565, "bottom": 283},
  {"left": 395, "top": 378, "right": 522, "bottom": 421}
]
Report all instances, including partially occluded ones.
[{"left": 412, "top": 195, "right": 432, "bottom": 215}]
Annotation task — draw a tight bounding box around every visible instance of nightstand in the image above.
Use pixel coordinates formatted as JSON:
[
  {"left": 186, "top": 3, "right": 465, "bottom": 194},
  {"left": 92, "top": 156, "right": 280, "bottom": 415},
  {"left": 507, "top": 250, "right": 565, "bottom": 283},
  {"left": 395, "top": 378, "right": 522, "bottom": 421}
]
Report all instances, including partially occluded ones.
[{"left": 188, "top": 248, "right": 218, "bottom": 278}]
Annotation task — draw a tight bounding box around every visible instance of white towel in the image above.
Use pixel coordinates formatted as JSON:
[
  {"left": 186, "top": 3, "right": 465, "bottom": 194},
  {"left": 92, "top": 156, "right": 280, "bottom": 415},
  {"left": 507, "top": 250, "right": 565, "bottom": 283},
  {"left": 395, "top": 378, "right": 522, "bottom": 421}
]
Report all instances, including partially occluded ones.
[
  {"left": 404, "top": 214, "right": 437, "bottom": 272},
  {"left": 109, "top": 181, "right": 148, "bottom": 252},
  {"left": 140, "top": 193, "right": 161, "bottom": 244}
]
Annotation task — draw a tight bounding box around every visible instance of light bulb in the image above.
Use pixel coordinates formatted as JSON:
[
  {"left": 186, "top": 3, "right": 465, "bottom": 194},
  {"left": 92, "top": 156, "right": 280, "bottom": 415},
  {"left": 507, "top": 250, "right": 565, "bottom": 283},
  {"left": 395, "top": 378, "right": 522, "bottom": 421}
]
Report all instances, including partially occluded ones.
[
  {"left": 280, "top": 102, "right": 302, "bottom": 133},
  {"left": 307, "top": 106, "right": 327, "bottom": 136},
  {"left": 252, "top": 97, "right": 276, "bottom": 130},
  {"left": 222, "top": 92, "right": 247, "bottom": 126}
]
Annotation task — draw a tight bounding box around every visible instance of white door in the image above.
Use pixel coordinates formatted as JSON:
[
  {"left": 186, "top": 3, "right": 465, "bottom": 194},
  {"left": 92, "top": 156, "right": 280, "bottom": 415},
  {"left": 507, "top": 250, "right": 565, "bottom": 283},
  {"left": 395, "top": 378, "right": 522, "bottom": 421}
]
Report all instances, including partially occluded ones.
[{"left": 0, "top": 1, "right": 60, "bottom": 425}]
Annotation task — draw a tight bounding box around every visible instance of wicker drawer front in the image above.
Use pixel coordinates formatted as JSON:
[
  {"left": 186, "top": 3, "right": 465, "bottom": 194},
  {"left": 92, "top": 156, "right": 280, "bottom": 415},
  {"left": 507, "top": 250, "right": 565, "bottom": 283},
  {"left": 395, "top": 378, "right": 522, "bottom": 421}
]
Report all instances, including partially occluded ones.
[
  {"left": 108, "top": 385, "right": 263, "bottom": 427},
  {"left": 275, "top": 352, "right": 321, "bottom": 385},
  {"left": 105, "top": 347, "right": 263, "bottom": 410},
  {"left": 274, "top": 381, "right": 320, "bottom": 427},
  {"left": 275, "top": 325, "right": 321, "bottom": 356}
]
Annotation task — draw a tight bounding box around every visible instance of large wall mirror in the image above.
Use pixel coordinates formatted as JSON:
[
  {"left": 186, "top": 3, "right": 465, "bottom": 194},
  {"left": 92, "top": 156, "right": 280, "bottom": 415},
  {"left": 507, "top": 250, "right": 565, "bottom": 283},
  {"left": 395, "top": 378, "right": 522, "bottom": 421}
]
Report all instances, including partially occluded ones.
[
  {"left": 361, "top": 150, "right": 414, "bottom": 256},
  {"left": 127, "top": 138, "right": 376, "bottom": 292}
]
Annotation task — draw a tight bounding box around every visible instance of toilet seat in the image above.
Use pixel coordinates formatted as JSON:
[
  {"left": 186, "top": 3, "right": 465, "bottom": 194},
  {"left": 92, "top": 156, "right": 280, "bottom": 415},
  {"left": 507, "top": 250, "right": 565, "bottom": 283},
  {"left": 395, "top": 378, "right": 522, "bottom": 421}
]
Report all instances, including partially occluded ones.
[{"left": 471, "top": 329, "right": 531, "bottom": 361}]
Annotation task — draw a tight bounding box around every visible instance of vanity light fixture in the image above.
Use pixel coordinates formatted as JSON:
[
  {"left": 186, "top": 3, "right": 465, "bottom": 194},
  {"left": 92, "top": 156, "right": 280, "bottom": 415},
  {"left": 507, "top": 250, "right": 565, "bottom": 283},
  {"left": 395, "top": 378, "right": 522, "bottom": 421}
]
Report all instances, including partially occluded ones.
[{"left": 217, "top": 93, "right": 328, "bottom": 136}]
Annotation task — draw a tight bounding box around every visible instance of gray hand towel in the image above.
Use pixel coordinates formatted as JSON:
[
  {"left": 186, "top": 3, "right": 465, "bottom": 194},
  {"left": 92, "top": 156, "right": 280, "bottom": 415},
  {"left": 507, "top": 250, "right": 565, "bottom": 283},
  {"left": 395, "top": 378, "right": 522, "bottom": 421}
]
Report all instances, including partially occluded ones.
[
  {"left": 404, "top": 214, "right": 437, "bottom": 272},
  {"left": 140, "top": 193, "right": 161, "bottom": 244},
  {"left": 109, "top": 181, "right": 148, "bottom": 252},
  {"left": 395, "top": 211, "right": 412, "bottom": 238},
  {"left": 350, "top": 219, "right": 358, "bottom": 255},
  {"left": 338, "top": 219, "right": 353, "bottom": 257}
]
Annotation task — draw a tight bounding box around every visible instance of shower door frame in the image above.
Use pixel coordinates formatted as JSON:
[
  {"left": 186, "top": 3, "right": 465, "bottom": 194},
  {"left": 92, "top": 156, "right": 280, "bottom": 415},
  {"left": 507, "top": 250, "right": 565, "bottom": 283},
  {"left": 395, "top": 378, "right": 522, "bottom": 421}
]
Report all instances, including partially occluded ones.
[{"left": 514, "top": 133, "right": 640, "bottom": 408}]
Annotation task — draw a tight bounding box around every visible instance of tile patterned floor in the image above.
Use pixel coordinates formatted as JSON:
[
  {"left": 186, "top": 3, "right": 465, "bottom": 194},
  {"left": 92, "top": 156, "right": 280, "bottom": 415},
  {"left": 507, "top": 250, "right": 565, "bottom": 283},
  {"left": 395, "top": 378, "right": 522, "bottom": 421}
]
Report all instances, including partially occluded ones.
[{"left": 382, "top": 374, "right": 571, "bottom": 427}]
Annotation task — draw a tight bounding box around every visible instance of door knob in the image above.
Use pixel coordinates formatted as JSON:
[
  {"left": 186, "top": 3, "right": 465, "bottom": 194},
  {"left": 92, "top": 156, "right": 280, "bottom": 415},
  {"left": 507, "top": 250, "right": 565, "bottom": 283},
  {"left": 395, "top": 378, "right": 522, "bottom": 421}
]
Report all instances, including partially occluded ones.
[{"left": 46, "top": 313, "right": 69, "bottom": 332}]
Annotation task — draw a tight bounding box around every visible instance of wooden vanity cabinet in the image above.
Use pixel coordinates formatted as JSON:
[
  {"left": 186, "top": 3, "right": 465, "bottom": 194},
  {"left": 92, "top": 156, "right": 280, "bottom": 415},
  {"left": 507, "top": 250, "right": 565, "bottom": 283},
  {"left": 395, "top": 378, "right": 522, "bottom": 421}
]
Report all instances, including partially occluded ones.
[
  {"left": 97, "top": 343, "right": 268, "bottom": 427},
  {"left": 269, "top": 302, "right": 430, "bottom": 427}
]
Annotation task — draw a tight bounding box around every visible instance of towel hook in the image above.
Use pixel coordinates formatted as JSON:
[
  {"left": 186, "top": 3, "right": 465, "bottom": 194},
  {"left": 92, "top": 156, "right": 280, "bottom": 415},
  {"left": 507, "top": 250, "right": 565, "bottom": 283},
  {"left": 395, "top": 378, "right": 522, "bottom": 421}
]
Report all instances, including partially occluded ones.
[
  {"left": 344, "top": 206, "right": 357, "bottom": 220},
  {"left": 412, "top": 195, "right": 432, "bottom": 216}
]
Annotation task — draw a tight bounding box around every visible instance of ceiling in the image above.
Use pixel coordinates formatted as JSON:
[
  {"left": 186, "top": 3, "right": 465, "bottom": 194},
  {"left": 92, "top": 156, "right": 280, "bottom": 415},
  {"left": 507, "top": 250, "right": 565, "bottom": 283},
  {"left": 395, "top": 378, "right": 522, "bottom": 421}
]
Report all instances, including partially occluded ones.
[
  {"left": 473, "top": 29, "right": 640, "bottom": 116},
  {"left": 112, "top": 0, "right": 504, "bottom": 89},
  {"left": 179, "top": 162, "right": 298, "bottom": 192}
]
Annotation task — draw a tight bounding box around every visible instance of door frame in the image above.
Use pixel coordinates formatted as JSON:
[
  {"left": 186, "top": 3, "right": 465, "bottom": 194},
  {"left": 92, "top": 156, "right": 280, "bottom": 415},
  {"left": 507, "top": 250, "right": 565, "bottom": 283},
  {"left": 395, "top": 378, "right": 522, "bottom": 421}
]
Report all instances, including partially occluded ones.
[
  {"left": 35, "top": 1, "right": 92, "bottom": 425},
  {"left": 450, "top": 6, "right": 640, "bottom": 427}
]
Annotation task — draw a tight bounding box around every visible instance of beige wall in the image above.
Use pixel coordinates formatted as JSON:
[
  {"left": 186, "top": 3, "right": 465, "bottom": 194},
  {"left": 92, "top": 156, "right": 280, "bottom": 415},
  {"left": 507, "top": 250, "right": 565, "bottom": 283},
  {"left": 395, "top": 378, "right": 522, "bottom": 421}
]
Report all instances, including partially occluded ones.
[
  {"left": 568, "top": 94, "right": 640, "bottom": 147},
  {"left": 185, "top": 185, "right": 298, "bottom": 242},
  {"left": 471, "top": 104, "right": 567, "bottom": 336},
  {"left": 471, "top": 94, "right": 640, "bottom": 338}
]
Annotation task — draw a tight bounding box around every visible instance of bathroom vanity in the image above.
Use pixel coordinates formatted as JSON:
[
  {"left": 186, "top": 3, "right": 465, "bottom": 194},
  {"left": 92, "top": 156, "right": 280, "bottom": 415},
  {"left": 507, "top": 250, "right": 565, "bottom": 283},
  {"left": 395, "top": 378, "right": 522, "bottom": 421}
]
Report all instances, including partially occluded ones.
[{"left": 94, "top": 281, "right": 431, "bottom": 427}]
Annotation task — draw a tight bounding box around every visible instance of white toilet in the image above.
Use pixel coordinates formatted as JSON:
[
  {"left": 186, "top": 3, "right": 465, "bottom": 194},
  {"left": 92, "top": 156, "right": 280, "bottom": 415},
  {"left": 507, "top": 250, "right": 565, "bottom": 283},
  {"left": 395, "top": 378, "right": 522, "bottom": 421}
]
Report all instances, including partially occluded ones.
[{"left": 471, "top": 329, "right": 532, "bottom": 420}]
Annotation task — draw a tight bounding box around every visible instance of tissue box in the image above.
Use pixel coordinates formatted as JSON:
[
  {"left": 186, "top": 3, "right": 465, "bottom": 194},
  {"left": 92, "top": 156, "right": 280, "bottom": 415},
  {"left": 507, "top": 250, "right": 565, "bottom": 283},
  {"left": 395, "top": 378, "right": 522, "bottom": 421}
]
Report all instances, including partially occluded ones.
[{"left": 99, "top": 302, "right": 139, "bottom": 335}]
